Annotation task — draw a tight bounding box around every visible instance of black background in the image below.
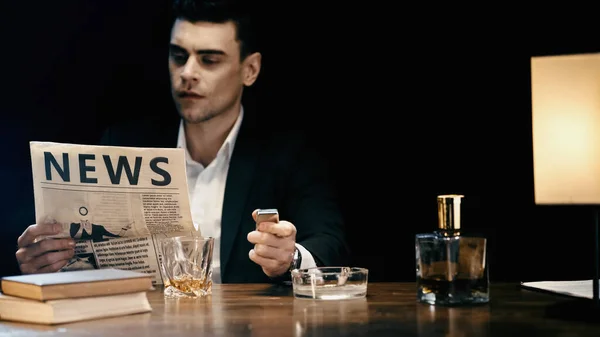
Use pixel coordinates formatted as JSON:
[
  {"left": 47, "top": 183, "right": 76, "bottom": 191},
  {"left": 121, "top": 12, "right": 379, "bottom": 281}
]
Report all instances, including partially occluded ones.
[{"left": 1, "top": 2, "right": 598, "bottom": 283}]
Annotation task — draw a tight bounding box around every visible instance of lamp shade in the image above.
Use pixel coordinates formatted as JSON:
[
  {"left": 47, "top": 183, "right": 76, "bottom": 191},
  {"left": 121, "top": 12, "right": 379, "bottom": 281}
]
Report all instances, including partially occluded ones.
[{"left": 531, "top": 53, "right": 600, "bottom": 204}]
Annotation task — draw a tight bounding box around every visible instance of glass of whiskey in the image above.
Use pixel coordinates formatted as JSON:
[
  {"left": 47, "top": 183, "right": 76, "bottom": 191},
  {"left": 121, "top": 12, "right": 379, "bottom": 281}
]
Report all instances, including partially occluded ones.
[
  {"left": 415, "top": 194, "right": 489, "bottom": 306},
  {"left": 159, "top": 236, "right": 214, "bottom": 298}
]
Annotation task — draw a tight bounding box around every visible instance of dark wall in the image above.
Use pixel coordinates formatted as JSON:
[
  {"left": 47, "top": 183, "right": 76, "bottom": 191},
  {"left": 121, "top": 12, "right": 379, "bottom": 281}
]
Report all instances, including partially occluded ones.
[{"left": 1, "top": 2, "right": 598, "bottom": 282}]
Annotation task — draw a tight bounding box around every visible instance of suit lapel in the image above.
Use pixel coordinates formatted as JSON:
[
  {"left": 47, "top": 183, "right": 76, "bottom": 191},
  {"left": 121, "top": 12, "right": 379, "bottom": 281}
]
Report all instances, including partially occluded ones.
[{"left": 219, "top": 114, "right": 260, "bottom": 279}]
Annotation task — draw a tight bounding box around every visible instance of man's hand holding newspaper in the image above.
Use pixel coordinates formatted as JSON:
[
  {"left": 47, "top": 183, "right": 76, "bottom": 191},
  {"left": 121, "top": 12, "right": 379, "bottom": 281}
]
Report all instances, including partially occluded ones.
[
  {"left": 16, "top": 220, "right": 76, "bottom": 274},
  {"left": 16, "top": 141, "right": 198, "bottom": 285}
]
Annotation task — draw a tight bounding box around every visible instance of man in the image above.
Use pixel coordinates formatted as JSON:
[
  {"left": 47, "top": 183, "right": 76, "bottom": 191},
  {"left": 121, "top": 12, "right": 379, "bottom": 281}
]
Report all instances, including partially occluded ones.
[
  {"left": 15, "top": 0, "right": 350, "bottom": 282},
  {"left": 69, "top": 220, "right": 132, "bottom": 243}
]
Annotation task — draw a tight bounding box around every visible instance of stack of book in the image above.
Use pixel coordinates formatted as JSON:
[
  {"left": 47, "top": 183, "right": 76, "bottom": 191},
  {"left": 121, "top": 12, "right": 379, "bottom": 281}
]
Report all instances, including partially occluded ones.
[{"left": 0, "top": 268, "right": 154, "bottom": 325}]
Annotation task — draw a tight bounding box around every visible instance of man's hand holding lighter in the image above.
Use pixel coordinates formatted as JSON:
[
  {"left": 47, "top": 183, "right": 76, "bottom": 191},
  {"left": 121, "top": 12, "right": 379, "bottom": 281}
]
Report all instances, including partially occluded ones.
[{"left": 247, "top": 209, "right": 297, "bottom": 278}]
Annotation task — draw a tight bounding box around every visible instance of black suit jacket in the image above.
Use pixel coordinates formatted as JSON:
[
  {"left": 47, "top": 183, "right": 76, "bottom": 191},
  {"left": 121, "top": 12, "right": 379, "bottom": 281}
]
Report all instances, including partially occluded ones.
[{"left": 100, "top": 109, "right": 351, "bottom": 283}]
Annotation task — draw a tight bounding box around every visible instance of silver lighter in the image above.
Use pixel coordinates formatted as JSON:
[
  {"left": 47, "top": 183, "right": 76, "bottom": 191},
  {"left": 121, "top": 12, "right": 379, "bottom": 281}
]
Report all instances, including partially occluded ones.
[{"left": 256, "top": 208, "right": 279, "bottom": 229}]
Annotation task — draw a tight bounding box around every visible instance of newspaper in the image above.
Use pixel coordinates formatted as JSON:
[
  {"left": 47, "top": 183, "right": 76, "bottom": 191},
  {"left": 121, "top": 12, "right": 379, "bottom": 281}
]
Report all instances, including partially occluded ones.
[{"left": 29, "top": 141, "right": 198, "bottom": 285}]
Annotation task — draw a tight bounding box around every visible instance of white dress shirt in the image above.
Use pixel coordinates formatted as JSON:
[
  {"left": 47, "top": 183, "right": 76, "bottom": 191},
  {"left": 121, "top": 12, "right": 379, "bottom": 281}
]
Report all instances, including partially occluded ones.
[{"left": 176, "top": 107, "right": 317, "bottom": 283}]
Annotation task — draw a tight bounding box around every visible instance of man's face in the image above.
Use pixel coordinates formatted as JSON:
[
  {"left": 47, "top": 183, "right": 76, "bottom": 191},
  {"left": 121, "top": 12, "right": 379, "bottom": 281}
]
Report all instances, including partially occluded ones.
[{"left": 168, "top": 19, "right": 259, "bottom": 124}]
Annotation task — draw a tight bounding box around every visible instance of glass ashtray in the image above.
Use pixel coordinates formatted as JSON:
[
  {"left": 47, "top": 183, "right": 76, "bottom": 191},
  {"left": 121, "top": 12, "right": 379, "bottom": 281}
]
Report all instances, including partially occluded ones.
[{"left": 291, "top": 267, "right": 368, "bottom": 300}]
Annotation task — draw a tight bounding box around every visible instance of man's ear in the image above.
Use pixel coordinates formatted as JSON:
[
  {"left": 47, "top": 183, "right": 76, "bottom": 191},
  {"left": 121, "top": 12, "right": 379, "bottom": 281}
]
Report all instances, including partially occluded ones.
[{"left": 242, "top": 52, "right": 261, "bottom": 86}]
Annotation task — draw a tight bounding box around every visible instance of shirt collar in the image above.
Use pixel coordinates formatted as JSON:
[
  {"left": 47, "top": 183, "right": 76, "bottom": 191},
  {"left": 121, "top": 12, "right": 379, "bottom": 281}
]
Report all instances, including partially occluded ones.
[
  {"left": 82, "top": 220, "right": 92, "bottom": 231},
  {"left": 176, "top": 106, "right": 244, "bottom": 165}
]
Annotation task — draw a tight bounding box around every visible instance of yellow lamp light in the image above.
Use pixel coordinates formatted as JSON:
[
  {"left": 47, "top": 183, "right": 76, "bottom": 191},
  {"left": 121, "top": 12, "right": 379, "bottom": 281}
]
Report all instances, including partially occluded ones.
[{"left": 531, "top": 52, "right": 600, "bottom": 306}]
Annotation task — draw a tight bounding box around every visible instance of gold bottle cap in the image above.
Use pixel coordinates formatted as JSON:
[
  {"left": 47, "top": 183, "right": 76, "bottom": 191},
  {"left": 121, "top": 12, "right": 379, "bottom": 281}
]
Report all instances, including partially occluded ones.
[{"left": 437, "top": 194, "right": 463, "bottom": 231}]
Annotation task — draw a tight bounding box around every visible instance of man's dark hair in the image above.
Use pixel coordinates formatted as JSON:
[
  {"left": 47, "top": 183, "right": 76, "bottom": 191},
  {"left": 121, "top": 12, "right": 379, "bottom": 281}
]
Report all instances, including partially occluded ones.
[{"left": 171, "top": 0, "right": 259, "bottom": 60}]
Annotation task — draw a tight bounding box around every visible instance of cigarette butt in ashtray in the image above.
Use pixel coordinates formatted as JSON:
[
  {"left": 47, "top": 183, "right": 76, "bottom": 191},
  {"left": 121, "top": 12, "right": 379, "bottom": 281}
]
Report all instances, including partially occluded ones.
[{"left": 337, "top": 267, "right": 350, "bottom": 286}]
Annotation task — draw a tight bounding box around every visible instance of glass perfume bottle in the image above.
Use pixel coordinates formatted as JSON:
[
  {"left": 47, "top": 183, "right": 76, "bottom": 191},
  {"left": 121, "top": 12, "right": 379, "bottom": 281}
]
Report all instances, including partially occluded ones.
[{"left": 415, "top": 194, "right": 489, "bottom": 305}]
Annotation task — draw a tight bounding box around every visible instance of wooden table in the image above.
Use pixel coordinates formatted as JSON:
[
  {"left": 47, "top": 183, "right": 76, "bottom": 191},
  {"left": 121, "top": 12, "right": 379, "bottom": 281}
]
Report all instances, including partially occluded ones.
[{"left": 0, "top": 282, "right": 599, "bottom": 336}]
